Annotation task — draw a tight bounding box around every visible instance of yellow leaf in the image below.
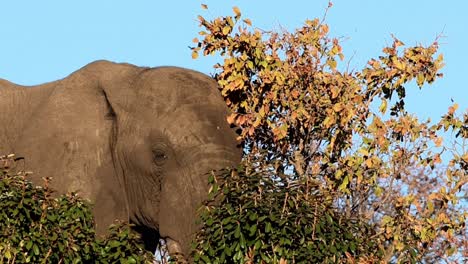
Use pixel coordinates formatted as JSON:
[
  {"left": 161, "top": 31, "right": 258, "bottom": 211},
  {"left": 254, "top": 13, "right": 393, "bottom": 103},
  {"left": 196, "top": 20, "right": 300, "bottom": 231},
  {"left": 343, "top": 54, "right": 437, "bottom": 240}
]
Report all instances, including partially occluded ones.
[
  {"left": 338, "top": 175, "right": 349, "bottom": 191},
  {"left": 416, "top": 73, "right": 425, "bottom": 87},
  {"left": 243, "top": 18, "right": 252, "bottom": 26},
  {"left": 4, "top": 250, "right": 11, "bottom": 259},
  {"left": 234, "top": 77, "right": 244, "bottom": 89},
  {"left": 327, "top": 59, "right": 337, "bottom": 69},
  {"left": 379, "top": 99, "right": 387, "bottom": 114},
  {"left": 382, "top": 215, "right": 392, "bottom": 224},
  {"left": 395, "top": 241, "right": 405, "bottom": 251},
  {"left": 191, "top": 51, "right": 199, "bottom": 59},
  {"left": 222, "top": 26, "right": 231, "bottom": 35},
  {"left": 192, "top": 37, "right": 199, "bottom": 43},
  {"left": 335, "top": 169, "right": 343, "bottom": 180},
  {"left": 259, "top": 106, "right": 265, "bottom": 117},
  {"left": 375, "top": 186, "right": 383, "bottom": 197},
  {"left": 394, "top": 60, "right": 405, "bottom": 71},
  {"left": 246, "top": 60, "right": 254, "bottom": 70}
]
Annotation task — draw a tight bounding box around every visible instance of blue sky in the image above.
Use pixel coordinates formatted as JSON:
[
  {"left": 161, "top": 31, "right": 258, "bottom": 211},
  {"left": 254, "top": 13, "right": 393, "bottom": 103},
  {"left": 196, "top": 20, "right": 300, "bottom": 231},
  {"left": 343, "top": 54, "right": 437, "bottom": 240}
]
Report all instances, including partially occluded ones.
[{"left": 1, "top": 0, "right": 466, "bottom": 121}]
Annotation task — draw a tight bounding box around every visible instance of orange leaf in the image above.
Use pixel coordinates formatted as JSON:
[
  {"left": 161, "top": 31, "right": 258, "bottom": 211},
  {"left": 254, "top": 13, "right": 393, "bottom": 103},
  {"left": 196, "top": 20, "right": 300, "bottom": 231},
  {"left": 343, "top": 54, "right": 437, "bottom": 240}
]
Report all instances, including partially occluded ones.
[
  {"left": 394, "top": 38, "right": 405, "bottom": 48},
  {"left": 233, "top": 6, "right": 241, "bottom": 18},
  {"left": 448, "top": 103, "right": 458, "bottom": 114},
  {"left": 226, "top": 113, "right": 237, "bottom": 124},
  {"left": 434, "top": 137, "right": 443, "bottom": 147},
  {"left": 201, "top": 4, "right": 208, "bottom": 9}
]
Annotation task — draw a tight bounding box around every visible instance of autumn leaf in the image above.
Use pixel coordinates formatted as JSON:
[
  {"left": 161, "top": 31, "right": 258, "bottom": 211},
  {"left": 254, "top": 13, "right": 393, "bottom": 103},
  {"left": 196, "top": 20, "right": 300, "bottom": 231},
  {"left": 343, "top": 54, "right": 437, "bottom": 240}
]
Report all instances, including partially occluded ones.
[
  {"left": 379, "top": 99, "right": 387, "bottom": 114},
  {"left": 462, "top": 153, "right": 468, "bottom": 162},
  {"left": 448, "top": 103, "right": 459, "bottom": 114},
  {"left": 233, "top": 6, "right": 241, "bottom": 19},
  {"left": 393, "top": 37, "right": 405, "bottom": 48},
  {"left": 226, "top": 113, "right": 237, "bottom": 124},
  {"left": 222, "top": 26, "right": 231, "bottom": 35},
  {"left": 434, "top": 136, "right": 443, "bottom": 147}
]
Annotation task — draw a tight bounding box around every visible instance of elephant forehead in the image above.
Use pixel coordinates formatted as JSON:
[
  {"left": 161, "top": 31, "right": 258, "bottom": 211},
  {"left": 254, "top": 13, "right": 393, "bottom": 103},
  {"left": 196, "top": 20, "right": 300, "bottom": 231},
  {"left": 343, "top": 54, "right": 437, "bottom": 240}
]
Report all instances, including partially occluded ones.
[
  {"left": 133, "top": 67, "right": 223, "bottom": 110},
  {"left": 152, "top": 106, "right": 237, "bottom": 151},
  {"left": 162, "top": 103, "right": 228, "bottom": 130}
]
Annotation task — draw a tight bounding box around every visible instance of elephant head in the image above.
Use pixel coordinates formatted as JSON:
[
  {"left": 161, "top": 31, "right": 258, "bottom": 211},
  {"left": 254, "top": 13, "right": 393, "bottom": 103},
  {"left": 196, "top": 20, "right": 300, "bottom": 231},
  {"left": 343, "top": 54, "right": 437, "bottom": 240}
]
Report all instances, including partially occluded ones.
[
  {"left": 97, "top": 61, "right": 242, "bottom": 257},
  {"left": 0, "top": 60, "right": 241, "bottom": 260}
]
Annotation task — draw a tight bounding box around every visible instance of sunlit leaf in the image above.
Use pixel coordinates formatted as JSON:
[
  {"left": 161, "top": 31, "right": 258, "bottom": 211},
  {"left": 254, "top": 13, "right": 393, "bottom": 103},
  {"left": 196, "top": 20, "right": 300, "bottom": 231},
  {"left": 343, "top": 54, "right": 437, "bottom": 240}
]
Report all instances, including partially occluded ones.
[{"left": 233, "top": 6, "right": 241, "bottom": 19}]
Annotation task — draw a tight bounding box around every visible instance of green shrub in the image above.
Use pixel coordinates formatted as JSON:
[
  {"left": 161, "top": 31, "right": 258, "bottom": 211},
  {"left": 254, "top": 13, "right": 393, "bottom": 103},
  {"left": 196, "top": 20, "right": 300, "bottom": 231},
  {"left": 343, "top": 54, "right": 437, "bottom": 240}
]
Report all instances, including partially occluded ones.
[
  {"left": 0, "top": 154, "right": 154, "bottom": 263},
  {"left": 192, "top": 165, "right": 382, "bottom": 263}
]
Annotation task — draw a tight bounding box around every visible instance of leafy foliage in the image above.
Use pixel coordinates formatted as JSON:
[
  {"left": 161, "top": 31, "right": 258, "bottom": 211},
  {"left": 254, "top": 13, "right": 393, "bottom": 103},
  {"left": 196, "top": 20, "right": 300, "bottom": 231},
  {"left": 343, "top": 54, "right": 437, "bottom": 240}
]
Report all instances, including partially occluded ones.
[
  {"left": 193, "top": 167, "right": 381, "bottom": 263},
  {"left": 191, "top": 3, "right": 467, "bottom": 263},
  {"left": 0, "top": 154, "right": 154, "bottom": 263}
]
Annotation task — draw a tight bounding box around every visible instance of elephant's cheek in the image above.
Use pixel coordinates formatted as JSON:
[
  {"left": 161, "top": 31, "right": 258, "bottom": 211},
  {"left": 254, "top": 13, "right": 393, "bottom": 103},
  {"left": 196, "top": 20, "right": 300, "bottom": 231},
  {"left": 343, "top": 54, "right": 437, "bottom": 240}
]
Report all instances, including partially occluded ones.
[
  {"left": 135, "top": 169, "right": 162, "bottom": 227},
  {"left": 146, "top": 190, "right": 161, "bottom": 223},
  {"left": 158, "top": 177, "right": 189, "bottom": 239}
]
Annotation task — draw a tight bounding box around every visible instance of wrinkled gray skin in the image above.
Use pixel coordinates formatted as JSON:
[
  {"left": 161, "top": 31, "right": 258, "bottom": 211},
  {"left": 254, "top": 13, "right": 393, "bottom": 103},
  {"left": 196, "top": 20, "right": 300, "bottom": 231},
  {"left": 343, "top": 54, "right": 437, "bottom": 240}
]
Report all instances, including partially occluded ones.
[{"left": 0, "top": 60, "right": 241, "bottom": 260}]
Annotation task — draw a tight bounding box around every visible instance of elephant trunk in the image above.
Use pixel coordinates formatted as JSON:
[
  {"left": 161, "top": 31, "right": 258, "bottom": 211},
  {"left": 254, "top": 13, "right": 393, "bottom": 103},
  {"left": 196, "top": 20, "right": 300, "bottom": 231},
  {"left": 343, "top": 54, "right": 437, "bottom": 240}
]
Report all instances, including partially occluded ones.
[{"left": 159, "top": 144, "right": 240, "bottom": 259}]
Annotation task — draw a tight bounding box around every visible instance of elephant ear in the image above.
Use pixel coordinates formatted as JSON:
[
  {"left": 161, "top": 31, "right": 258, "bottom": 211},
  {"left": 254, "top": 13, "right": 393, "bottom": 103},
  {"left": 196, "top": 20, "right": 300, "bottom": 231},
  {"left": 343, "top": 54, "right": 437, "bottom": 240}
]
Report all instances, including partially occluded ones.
[
  {"left": 84, "top": 60, "right": 145, "bottom": 120},
  {"left": 81, "top": 61, "right": 147, "bottom": 228}
]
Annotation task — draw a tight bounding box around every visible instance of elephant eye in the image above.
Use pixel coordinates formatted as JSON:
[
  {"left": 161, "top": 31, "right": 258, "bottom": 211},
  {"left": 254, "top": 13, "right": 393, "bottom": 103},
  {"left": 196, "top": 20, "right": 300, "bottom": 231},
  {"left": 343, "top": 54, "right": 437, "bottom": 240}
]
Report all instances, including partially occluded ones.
[{"left": 152, "top": 150, "right": 168, "bottom": 165}]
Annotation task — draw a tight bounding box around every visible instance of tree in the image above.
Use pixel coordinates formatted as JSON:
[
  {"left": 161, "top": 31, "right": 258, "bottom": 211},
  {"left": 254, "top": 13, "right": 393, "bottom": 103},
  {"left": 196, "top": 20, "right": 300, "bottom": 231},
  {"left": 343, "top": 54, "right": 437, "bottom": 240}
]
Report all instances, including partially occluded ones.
[{"left": 191, "top": 3, "right": 467, "bottom": 263}]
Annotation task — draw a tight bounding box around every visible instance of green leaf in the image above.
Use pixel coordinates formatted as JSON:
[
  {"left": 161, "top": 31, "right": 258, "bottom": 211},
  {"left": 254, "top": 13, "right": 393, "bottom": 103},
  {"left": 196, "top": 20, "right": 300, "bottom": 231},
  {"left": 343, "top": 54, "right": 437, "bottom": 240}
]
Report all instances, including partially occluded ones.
[
  {"left": 234, "top": 224, "right": 241, "bottom": 238},
  {"left": 33, "top": 244, "right": 39, "bottom": 255},
  {"left": 249, "top": 224, "right": 257, "bottom": 236}
]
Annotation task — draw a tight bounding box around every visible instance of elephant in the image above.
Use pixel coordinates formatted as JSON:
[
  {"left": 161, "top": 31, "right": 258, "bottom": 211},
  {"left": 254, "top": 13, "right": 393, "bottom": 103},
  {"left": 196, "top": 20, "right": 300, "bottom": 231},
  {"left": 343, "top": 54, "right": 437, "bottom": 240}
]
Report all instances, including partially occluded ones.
[{"left": 0, "top": 60, "right": 241, "bottom": 260}]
